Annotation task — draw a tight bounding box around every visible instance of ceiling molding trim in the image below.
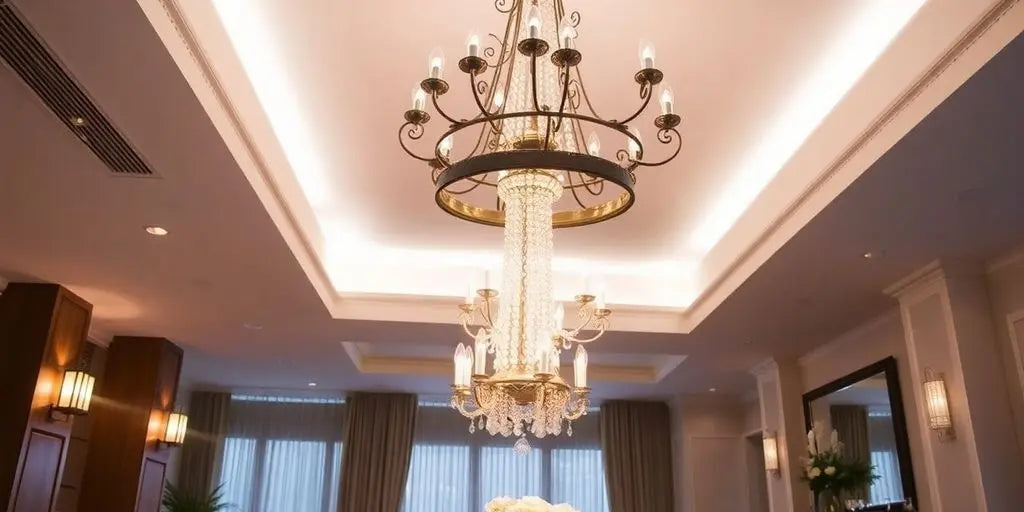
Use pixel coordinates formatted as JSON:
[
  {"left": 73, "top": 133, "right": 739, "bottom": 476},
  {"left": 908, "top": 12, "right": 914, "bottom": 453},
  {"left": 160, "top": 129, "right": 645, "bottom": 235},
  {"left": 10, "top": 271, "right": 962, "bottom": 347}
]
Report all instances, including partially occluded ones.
[
  {"left": 654, "top": 355, "right": 688, "bottom": 381},
  {"left": 883, "top": 260, "right": 944, "bottom": 299},
  {"left": 138, "top": 0, "right": 340, "bottom": 315},
  {"left": 797, "top": 308, "right": 901, "bottom": 367},
  {"left": 986, "top": 242, "right": 1024, "bottom": 274},
  {"left": 681, "top": 0, "right": 1024, "bottom": 331},
  {"left": 748, "top": 359, "right": 780, "bottom": 381}
]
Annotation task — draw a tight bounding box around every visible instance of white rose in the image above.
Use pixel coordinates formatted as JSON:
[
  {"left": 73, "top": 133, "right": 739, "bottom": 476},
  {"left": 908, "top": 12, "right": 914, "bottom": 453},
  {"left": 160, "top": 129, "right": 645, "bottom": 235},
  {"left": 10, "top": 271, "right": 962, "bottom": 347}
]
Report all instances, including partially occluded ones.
[
  {"left": 808, "top": 467, "right": 822, "bottom": 478},
  {"left": 824, "top": 466, "right": 836, "bottom": 476}
]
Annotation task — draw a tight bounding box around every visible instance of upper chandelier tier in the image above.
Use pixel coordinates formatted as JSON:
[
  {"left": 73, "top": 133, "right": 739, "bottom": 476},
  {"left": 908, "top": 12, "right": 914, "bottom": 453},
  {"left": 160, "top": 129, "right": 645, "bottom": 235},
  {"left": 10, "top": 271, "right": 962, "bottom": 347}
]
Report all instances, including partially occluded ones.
[{"left": 399, "top": 0, "right": 682, "bottom": 228}]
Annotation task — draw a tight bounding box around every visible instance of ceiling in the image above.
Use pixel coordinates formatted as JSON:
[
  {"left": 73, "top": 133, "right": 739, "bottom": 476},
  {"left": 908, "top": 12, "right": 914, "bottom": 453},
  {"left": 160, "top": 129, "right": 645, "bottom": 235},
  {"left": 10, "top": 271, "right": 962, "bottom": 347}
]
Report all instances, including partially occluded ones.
[{"left": 0, "top": 0, "right": 1021, "bottom": 399}]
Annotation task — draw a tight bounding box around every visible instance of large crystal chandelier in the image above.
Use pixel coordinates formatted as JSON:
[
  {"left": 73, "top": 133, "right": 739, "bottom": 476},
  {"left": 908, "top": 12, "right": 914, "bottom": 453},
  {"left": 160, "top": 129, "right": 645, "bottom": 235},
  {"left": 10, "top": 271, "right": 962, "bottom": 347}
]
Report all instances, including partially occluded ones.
[{"left": 398, "top": 0, "right": 681, "bottom": 444}]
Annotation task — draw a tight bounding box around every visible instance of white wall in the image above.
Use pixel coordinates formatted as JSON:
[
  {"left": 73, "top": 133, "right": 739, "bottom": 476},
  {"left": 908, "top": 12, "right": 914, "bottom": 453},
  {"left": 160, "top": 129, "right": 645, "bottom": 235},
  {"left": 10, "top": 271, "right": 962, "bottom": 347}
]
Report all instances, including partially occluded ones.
[
  {"left": 984, "top": 252, "right": 1024, "bottom": 464},
  {"left": 796, "top": 309, "right": 933, "bottom": 510},
  {"left": 670, "top": 395, "right": 749, "bottom": 512}
]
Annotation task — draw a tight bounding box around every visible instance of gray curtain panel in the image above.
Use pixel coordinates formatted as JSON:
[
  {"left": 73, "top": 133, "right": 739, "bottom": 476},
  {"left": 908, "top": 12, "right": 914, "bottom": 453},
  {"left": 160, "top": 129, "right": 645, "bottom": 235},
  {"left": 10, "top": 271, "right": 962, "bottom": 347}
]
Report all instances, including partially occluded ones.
[
  {"left": 830, "top": 405, "right": 870, "bottom": 500},
  {"left": 338, "top": 392, "right": 418, "bottom": 512},
  {"left": 600, "top": 400, "right": 675, "bottom": 512},
  {"left": 178, "top": 391, "right": 231, "bottom": 497}
]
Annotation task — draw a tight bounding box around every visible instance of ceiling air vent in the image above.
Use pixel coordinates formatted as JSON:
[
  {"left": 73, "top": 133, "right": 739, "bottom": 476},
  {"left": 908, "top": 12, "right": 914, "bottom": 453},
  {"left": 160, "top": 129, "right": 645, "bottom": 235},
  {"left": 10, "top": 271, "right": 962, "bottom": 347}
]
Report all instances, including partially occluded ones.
[{"left": 0, "top": 4, "right": 157, "bottom": 177}]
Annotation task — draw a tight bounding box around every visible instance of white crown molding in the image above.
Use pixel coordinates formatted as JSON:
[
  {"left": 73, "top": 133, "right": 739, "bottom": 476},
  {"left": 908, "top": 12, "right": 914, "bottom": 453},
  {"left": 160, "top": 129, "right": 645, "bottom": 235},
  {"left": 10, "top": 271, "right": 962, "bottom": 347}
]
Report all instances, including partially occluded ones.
[
  {"left": 748, "top": 358, "right": 779, "bottom": 381},
  {"left": 987, "top": 242, "right": 1024, "bottom": 274},
  {"left": 143, "top": 0, "right": 1023, "bottom": 334},
  {"left": 883, "top": 260, "right": 945, "bottom": 299},
  {"left": 797, "top": 308, "right": 901, "bottom": 367}
]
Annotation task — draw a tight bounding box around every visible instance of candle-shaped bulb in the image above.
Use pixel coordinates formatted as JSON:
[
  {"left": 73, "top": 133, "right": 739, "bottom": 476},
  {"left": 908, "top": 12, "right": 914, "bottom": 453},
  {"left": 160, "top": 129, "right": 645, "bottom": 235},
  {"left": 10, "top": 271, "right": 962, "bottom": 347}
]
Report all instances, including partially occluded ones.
[
  {"left": 537, "top": 344, "right": 551, "bottom": 374},
  {"left": 473, "top": 332, "right": 487, "bottom": 375},
  {"left": 464, "top": 284, "right": 474, "bottom": 305},
  {"left": 586, "top": 131, "right": 600, "bottom": 157},
  {"left": 492, "top": 90, "right": 505, "bottom": 108},
  {"left": 483, "top": 268, "right": 495, "bottom": 290},
  {"left": 574, "top": 345, "right": 588, "bottom": 388},
  {"left": 439, "top": 135, "right": 453, "bottom": 159},
  {"left": 428, "top": 47, "right": 445, "bottom": 79},
  {"left": 558, "top": 17, "right": 576, "bottom": 49},
  {"left": 553, "top": 302, "right": 565, "bottom": 332},
  {"left": 454, "top": 343, "right": 466, "bottom": 385},
  {"left": 660, "top": 85, "right": 674, "bottom": 115},
  {"left": 411, "top": 86, "right": 426, "bottom": 111},
  {"left": 627, "top": 127, "right": 642, "bottom": 160},
  {"left": 464, "top": 350, "right": 474, "bottom": 386},
  {"left": 466, "top": 32, "right": 481, "bottom": 58},
  {"left": 526, "top": 5, "right": 542, "bottom": 39},
  {"left": 639, "top": 41, "right": 656, "bottom": 69},
  {"left": 595, "top": 291, "right": 606, "bottom": 310}
]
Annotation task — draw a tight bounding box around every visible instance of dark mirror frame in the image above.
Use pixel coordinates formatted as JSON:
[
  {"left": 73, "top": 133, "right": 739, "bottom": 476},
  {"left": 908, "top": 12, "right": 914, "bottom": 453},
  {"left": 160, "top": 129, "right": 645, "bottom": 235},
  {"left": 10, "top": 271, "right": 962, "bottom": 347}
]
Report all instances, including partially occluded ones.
[{"left": 802, "top": 356, "right": 917, "bottom": 510}]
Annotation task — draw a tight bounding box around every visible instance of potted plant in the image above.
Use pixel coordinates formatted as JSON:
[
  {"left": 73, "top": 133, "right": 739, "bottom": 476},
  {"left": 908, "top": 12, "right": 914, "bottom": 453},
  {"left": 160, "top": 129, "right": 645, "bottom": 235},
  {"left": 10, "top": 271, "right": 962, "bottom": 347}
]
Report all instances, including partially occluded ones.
[
  {"left": 802, "top": 428, "right": 877, "bottom": 512},
  {"left": 162, "top": 482, "right": 230, "bottom": 512}
]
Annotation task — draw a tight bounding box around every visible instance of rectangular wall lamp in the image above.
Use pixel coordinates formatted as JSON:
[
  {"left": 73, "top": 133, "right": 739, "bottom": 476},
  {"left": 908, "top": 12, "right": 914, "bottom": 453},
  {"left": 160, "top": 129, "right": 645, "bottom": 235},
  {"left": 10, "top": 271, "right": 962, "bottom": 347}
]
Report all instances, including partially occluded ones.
[
  {"left": 763, "top": 432, "right": 780, "bottom": 476},
  {"left": 923, "top": 368, "right": 955, "bottom": 441},
  {"left": 49, "top": 370, "right": 95, "bottom": 421}
]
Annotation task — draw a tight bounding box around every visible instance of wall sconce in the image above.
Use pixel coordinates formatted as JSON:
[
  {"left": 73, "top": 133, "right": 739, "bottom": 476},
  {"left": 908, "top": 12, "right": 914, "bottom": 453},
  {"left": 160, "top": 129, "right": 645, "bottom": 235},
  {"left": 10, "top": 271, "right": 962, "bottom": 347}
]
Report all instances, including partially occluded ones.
[
  {"left": 49, "top": 370, "right": 95, "bottom": 421},
  {"left": 159, "top": 411, "right": 188, "bottom": 448},
  {"left": 923, "top": 368, "right": 955, "bottom": 441},
  {"left": 762, "top": 433, "right": 780, "bottom": 476}
]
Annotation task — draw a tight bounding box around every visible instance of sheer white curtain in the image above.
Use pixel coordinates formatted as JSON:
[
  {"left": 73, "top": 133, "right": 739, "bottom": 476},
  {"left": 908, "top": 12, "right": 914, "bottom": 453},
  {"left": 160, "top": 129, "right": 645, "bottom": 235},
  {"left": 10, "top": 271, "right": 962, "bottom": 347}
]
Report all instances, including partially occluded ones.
[
  {"left": 867, "top": 407, "right": 903, "bottom": 505},
  {"left": 218, "top": 395, "right": 345, "bottom": 512},
  {"left": 402, "top": 402, "right": 609, "bottom": 512}
]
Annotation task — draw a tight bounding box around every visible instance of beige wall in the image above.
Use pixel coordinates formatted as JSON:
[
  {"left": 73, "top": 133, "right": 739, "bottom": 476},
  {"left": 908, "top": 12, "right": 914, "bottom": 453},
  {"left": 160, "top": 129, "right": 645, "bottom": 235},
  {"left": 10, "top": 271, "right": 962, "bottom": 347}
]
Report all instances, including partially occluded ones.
[
  {"left": 670, "top": 395, "right": 749, "bottom": 512},
  {"left": 984, "top": 253, "right": 1024, "bottom": 464}
]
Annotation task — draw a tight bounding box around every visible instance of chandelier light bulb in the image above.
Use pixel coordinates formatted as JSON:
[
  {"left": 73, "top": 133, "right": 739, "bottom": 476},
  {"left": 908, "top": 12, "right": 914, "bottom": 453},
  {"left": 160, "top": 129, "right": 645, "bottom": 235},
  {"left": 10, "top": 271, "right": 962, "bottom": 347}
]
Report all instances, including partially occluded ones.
[
  {"left": 411, "top": 86, "right": 426, "bottom": 111},
  {"left": 439, "top": 135, "right": 453, "bottom": 158},
  {"left": 474, "top": 332, "right": 488, "bottom": 375},
  {"left": 574, "top": 345, "right": 588, "bottom": 388},
  {"left": 526, "top": 5, "right": 542, "bottom": 39},
  {"left": 464, "top": 284, "right": 474, "bottom": 305},
  {"left": 553, "top": 301, "right": 565, "bottom": 332},
  {"left": 660, "top": 85, "right": 675, "bottom": 115},
  {"left": 586, "top": 131, "right": 600, "bottom": 156},
  {"left": 558, "top": 17, "right": 576, "bottom": 49},
  {"left": 639, "top": 40, "right": 656, "bottom": 69},
  {"left": 627, "top": 127, "right": 642, "bottom": 160},
  {"left": 453, "top": 343, "right": 465, "bottom": 386},
  {"left": 467, "top": 32, "right": 481, "bottom": 58},
  {"left": 428, "top": 47, "right": 445, "bottom": 79},
  {"left": 595, "top": 291, "right": 607, "bottom": 310},
  {"left": 492, "top": 90, "right": 505, "bottom": 108}
]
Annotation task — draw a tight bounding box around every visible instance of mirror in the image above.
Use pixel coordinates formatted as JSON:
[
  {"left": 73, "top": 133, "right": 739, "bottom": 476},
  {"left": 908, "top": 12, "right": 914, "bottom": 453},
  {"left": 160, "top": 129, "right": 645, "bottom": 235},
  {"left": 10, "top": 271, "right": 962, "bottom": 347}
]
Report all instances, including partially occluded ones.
[{"left": 803, "top": 357, "right": 917, "bottom": 510}]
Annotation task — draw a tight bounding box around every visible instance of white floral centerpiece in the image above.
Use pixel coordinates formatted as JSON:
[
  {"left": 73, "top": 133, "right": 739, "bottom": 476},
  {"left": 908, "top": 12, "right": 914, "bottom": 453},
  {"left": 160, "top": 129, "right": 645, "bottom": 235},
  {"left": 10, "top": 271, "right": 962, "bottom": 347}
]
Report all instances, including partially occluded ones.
[{"left": 485, "top": 496, "right": 579, "bottom": 512}]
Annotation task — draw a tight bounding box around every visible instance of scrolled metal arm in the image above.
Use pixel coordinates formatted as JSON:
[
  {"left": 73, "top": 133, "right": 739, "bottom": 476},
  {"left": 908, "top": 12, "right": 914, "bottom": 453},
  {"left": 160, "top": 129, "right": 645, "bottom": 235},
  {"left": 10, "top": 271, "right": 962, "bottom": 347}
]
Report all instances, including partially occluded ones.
[
  {"left": 631, "top": 128, "right": 682, "bottom": 168},
  {"left": 398, "top": 122, "right": 436, "bottom": 163},
  {"left": 614, "top": 79, "right": 654, "bottom": 126}
]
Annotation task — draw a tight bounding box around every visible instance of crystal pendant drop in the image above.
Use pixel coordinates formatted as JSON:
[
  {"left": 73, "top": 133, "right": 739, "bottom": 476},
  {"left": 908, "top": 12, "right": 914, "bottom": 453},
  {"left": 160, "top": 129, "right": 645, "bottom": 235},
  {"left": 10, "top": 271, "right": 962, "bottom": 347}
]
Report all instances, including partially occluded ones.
[
  {"left": 469, "top": 420, "right": 476, "bottom": 433},
  {"left": 513, "top": 435, "right": 531, "bottom": 455}
]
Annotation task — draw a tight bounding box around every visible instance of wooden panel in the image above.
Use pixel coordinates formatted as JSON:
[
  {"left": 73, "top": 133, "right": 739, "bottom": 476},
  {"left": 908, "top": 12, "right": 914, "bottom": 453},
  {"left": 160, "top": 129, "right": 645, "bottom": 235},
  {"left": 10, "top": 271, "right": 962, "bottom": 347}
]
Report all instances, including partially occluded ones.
[
  {"left": 78, "top": 337, "right": 182, "bottom": 512},
  {"left": 11, "top": 431, "right": 64, "bottom": 512},
  {"left": 135, "top": 459, "right": 165, "bottom": 512},
  {"left": 0, "top": 284, "right": 91, "bottom": 512}
]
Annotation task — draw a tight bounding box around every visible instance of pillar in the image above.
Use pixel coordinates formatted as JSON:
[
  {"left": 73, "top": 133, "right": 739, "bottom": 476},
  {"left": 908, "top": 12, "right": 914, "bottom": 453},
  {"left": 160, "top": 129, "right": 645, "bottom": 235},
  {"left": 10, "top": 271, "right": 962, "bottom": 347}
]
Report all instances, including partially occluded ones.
[
  {"left": 886, "top": 262, "right": 1024, "bottom": 511},
  {"left": 78, "top": 337, "right": 183, "bottom": 512},
  {"left": 0, "top": 283, "right": 92, "bottom": 512},
  {"left": 751, "top": 358, "right": 811, "bottom": 512}
]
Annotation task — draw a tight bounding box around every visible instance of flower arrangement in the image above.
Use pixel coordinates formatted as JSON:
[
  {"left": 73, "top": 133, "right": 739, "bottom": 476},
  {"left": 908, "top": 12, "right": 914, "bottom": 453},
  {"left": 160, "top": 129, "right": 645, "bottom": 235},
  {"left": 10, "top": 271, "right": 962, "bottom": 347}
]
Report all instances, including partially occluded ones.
[
  {"left": 485, "top": 496, "right": 579, "bottom": 512},
  {"left": 802, "top": 427, "right": 877, "bottom": 512}
]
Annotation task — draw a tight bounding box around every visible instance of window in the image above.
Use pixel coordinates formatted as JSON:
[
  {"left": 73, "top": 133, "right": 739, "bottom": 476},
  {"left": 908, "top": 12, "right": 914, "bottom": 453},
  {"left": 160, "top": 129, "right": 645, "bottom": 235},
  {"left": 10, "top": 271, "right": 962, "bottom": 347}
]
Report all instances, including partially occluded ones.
[
  {"left": 217, "top": 396, "right": 345, "bottom": 512},
  {"left": 402, "top": 403, "right": 609, "bottom": 512}
]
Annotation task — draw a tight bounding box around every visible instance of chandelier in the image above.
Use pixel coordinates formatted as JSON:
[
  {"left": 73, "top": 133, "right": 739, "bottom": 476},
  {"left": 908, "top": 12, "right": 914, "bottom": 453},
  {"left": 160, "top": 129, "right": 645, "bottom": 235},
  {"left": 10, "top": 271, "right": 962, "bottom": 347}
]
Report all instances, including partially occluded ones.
[{"left": 398, "top": 0, "right": 681, "bottom": 444}]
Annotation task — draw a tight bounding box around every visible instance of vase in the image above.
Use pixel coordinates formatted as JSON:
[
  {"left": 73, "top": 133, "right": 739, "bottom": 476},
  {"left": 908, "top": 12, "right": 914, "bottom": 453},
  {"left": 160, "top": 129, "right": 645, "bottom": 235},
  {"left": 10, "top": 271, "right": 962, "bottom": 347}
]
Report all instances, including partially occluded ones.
[{"left": 814, "top": 490, "right": 843, "bottom": 512}]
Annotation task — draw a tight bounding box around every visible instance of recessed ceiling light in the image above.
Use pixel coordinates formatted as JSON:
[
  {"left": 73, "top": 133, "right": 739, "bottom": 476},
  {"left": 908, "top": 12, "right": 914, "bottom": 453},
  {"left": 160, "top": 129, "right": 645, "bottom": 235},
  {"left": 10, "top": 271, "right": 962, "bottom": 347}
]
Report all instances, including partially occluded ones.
[
  {"left": 307, "top": 382, "right": 318, "bottom": 387},
  {"left": 243, "top": 323, "right": 263, "bottom": 330},
  {"left": 709, "top": 387, "right": 717, "bottom": 392},
  {"left": 863, "top": 252, "right": 875, "bottom": 259},
  {"left": 70, "top": 116, "right": 87, "bottom": 127},
  {"left": 144, "top": 226, "right": 169, "bottom": 236}
]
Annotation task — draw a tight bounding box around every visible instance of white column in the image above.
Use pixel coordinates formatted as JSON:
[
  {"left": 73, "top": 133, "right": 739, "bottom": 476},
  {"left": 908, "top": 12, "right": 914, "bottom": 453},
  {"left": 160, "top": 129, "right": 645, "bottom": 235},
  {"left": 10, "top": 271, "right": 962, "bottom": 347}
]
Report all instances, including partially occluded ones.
[
  {"left": 886, "top": 262, "right": 1024, "bottom": 511},
  {"left": 751, "top": 359, "right": 811, "bottom": 512}
]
